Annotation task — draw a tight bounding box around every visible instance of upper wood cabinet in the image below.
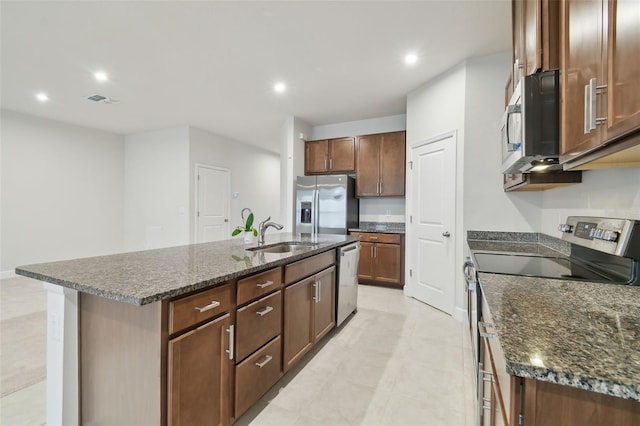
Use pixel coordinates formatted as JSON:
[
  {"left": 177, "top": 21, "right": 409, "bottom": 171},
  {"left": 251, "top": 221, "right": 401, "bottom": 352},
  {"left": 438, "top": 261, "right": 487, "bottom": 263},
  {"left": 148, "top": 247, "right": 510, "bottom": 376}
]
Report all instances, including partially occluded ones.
[
  {"left": 560, "top": 0, "right": 640, "bottom": 168},
  {"left": 511, "top": 0, "right": 559, "bottom": 91},
  {"left": 355, "top": 131, "right": 406, "bottom": 197},
  {"left": 304, "top": 137, "right": 355, "bottom": 174}
]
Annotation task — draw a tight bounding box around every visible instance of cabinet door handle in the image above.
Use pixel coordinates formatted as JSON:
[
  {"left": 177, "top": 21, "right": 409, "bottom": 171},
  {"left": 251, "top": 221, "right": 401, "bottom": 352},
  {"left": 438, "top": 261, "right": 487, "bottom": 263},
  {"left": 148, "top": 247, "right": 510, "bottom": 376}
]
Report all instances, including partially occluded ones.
[
  {"left": 255, "top": 354, "right": 273, "bottom": 368},
  {"left": 256, "top": 280, "right": 274, "bottom": 289},
  {"left": 480, "top": 331, "right": 496, "bottom": 339},
  {"left": 225, "top": 325, "right": 234, "bottom": 360},
  {"left": 479, "top": 321, "right": 494, "bottom": 328},
  {"left": 374, "top": 246, "right": 377, "bottom": 258},
  {"left": 324, "top": 159, "right": 327, "bottom": 170},
  {"left": 379, "top": 181, "right": 382, "bottom": 194},
  {"left": 329, "top": 158, "right": 333, "bottom": 169},
  {"left": 256, "top": 306, "right": 273, "bottom": 317},
  {"left": 317, "top": 280, "right": 321, "bottom": 303},
  {"left": 584, "top": 84, "right": 591, "bottom": 134},
  {"left": 590, "top": 78, "right": 608, "bottom": 126},
  {"left": 194, "top": 300, "right": 220, "bottom": 313}
]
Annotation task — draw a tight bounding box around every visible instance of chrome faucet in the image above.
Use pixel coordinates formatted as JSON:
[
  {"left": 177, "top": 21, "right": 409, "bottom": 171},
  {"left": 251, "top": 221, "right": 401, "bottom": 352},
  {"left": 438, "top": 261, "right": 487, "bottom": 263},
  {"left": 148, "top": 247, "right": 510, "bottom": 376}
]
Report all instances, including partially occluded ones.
[{"left": 258, "top": 216, "right": 284, "bottom": 245}]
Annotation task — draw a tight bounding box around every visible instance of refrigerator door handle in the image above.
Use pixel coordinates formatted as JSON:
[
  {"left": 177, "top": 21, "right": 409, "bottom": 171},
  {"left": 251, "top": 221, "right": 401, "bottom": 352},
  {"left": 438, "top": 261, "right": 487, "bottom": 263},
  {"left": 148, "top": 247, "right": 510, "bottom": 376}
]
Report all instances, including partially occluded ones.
[{"left": 313, "top": 188, "right": 319, "bottom": 237}]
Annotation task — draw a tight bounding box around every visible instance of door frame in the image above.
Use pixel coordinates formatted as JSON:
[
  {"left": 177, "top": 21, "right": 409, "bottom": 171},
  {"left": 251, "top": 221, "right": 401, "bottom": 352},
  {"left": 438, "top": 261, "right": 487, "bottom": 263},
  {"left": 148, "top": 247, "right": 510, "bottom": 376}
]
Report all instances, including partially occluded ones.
[
  {"left": 194, "top": 164, "right": 231, "bottom": 244},
  {"left": 404, "top": 130, "right": 460, "bottom": 318}
]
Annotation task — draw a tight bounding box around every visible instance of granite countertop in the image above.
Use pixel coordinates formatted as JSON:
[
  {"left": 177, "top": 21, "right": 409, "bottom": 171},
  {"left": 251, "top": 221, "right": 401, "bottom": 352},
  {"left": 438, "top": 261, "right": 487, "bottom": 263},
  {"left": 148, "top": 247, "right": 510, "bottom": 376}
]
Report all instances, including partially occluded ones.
[
  {"left": 16, "top": 233, "right": 357, "bottom": 306},
  {"left": 349, "top": 221, "right": 405, "bottom": 234},
  {"left": 468, "top": 231, "right": 640, "bottom": 401},
  {"left": 479, "top": 273, "right": 640, "bottom": 401}
]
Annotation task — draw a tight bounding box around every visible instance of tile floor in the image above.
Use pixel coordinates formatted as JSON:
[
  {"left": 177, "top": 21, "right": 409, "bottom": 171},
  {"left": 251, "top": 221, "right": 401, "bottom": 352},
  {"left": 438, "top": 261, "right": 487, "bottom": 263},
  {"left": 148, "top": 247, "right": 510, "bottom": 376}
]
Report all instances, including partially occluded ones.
[{"left": 0, "top": 276, "right": 475, "bottom": 426}]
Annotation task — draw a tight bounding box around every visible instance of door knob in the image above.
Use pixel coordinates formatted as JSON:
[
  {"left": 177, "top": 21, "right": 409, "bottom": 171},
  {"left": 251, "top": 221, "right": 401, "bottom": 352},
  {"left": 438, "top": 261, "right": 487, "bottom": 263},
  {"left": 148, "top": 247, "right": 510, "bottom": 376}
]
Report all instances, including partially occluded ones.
[
  {"left": 442, "top": 231, "right": 451, "bottom": 237},
  {"left": 224, "top": 218, "right": 229, "bottom": 222}
]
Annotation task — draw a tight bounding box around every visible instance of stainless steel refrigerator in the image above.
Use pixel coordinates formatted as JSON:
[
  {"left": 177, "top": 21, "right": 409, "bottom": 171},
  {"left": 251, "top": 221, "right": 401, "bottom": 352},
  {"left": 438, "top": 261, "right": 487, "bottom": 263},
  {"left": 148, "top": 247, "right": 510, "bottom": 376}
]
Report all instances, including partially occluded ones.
[{"left": 295, "top": 175, "right": 358, "bottom": 235}]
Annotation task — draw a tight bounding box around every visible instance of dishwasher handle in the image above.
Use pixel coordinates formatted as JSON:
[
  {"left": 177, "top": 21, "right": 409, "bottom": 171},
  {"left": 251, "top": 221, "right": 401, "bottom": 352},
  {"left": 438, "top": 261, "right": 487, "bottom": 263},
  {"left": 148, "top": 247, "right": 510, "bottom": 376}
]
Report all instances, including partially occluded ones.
[{"left": 341, "top": 243, "right": 361, "bottom": 256}]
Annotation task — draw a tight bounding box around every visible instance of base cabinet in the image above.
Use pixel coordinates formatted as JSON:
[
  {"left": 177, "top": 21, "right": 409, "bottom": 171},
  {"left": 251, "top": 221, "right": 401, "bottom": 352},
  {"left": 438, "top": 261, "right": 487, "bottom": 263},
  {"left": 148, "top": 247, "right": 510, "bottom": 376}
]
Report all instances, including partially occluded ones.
[
  {"left": 351, "top": 232, "right": 403, "bottom": 287},
  {"left": 283, "top": 265, "right": 336, "bottom": 372},
  {"left": 168, "top": 313, "right": 232, "bottom": 426}
]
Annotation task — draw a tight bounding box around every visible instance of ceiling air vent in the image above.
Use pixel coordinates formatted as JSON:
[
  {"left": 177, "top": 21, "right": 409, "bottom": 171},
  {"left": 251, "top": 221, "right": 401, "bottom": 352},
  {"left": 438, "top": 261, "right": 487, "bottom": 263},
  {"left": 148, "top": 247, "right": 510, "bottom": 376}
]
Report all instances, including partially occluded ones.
[{"left": 86, "top": 94, "right": 120, "bottom": 104}]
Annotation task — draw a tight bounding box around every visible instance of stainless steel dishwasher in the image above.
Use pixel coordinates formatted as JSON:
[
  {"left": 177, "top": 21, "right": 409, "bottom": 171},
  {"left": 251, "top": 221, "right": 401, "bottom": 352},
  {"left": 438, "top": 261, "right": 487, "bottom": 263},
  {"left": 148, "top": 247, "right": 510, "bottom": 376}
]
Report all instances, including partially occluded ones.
[{"left": 337, "top": 242, "right": 360, "bottom": 326}]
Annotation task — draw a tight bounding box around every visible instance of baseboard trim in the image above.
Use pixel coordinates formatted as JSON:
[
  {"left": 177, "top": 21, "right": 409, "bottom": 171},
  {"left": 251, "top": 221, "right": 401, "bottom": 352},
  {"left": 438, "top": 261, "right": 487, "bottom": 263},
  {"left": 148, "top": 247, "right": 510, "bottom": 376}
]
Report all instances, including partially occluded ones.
[{"left": 1, "top": 270, "right": 17, "bottom": 279}]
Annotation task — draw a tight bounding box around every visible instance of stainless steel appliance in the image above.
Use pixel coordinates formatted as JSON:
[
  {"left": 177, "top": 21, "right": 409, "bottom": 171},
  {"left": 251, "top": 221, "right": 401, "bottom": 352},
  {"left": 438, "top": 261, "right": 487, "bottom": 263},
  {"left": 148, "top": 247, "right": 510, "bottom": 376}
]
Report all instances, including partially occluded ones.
[
  {"left": 501, "top": 69, "right": 561, "bottom": 174},
  {"left": 469, "top": 216, "right": 640, "bottom": 426},
  {"left": 337, "top": 242, "right": 360, "bottom": 326},
  {"left": 295, "top": 175, "right": 359, "bottom": 235},
  {"left": 463, "top": 257, "right": 479, "bottom": 383}
]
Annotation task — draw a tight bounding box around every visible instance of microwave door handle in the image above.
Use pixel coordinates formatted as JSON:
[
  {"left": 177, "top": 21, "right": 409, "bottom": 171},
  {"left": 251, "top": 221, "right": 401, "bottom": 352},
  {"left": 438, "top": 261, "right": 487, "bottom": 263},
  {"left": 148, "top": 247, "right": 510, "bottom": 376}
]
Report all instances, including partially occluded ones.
[{"left": 505, "top": 104, "right": 521, "bottom": 151}]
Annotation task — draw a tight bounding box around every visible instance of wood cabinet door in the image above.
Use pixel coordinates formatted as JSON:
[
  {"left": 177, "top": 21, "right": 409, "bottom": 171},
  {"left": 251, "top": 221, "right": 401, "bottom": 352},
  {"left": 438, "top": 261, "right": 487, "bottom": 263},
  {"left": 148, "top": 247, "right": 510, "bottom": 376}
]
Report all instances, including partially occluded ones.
[
  {"left": 305, "top": 140, "right": 329, "bottom": 174},
  {"left": 328, "top": 137, "right": 355, "bottom": 172},
  {"left": 373, "top": 243, "right": 401, "bottom": 284},
  {"left": 168, "top": 313, "right": 231, "bottom": 426},
  {"left": 283, "top": 276, "right": 314, "bottom": 372},
  {"left": 379, "top": 132, "right": 406, "bottom": 196},
  {"left": 512, "top": 0, "right": 525, "bottom": 86},
  {"left": 357, "top": 242, "right": 375, "bottom": 281},
  {"left": 356, "top": 135, "right": 381, "bottom": 196},
  {"left": 604, "top": 0, "right": 640, "bottom": 143},
  {"left": 523, "top": 0, "right": 541, "bottom": 75},
  {"left": 560, "top": 0, "right": 605, "bottom": 161},
  {"left": 313, "top": 266, "right": 335, "bottom": 342}
]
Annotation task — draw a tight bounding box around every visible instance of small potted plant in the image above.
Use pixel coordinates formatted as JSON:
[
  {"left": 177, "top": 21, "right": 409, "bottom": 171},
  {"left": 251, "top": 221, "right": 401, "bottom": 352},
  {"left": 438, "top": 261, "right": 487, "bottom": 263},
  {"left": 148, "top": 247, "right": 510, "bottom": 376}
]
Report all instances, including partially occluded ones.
[{"left": 232, "top": 208, "right": 258, "bottom": 244}]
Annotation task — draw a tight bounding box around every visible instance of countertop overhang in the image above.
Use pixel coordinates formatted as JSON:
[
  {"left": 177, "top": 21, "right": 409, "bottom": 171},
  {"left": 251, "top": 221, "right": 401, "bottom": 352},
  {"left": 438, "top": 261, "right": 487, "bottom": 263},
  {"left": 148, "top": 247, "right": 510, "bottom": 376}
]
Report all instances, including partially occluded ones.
[
  {"left": 468, "top": 232, "right": 640, "bottom": 401},
  {"left": 16, "top": 233, "right": 358, "bottom": 306}
]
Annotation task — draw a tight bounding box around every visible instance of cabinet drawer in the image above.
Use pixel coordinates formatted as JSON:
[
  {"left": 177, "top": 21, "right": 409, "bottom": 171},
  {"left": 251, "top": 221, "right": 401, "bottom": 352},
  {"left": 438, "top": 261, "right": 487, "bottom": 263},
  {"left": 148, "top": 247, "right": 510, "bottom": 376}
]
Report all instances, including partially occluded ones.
[
  {"left": 351, "top": 232, "right": 401, "bottom": 244},
  {"left": 168, "top": 282, "right": 232, "bottom": 335},
  {"left": 236, "top": 290, "right": 282, "bottom": 361},
  {"left": 237, "top": 267, "right": 282, "bottom": 305},
  {"left": 284, "top": 250, "right": 335, "bottom": 285},
  {"left": 235, "top": 335, "right": 282, "bottom": 418}
]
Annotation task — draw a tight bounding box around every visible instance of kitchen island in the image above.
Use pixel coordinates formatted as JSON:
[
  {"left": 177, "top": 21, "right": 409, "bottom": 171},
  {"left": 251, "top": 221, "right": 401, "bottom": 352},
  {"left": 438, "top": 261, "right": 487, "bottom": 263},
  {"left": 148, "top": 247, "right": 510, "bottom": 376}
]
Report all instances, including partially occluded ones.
[
  {"left": 467, "top": 233, "right": 640, "bottom": 425},
  {"left": 16, "top": 233, "right": 358, "bottom": 426}
]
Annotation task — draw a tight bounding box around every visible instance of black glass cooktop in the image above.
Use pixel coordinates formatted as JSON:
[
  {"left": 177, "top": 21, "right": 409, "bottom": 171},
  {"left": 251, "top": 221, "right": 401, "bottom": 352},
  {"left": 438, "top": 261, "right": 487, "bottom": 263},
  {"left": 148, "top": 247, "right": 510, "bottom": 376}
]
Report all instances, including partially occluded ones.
[{"left": 473, "top": 253, "right": 630, "bottom": 284}]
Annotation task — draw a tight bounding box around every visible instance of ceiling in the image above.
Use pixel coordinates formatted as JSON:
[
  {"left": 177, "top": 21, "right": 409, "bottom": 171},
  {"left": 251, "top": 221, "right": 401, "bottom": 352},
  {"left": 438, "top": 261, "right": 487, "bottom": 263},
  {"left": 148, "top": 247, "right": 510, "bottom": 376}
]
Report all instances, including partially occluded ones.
[{"left": 1, "top": 1, "right": 511, "bottom": 153}]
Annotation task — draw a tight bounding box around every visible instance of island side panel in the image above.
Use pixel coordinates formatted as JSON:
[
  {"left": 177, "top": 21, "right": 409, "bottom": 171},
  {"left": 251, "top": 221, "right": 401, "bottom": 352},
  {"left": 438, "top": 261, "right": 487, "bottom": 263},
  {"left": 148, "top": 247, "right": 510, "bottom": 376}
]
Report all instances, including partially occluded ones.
[{"left": 80, "top": 294, "right": 163, "bottom": 425}]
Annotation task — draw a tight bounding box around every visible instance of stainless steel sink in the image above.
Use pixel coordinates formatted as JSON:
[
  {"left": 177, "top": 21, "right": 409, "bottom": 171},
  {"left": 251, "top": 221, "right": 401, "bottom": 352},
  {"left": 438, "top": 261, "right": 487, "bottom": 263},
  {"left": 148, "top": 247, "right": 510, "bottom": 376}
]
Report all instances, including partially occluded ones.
[{"left": 247, "top": 242, "right": 318, "bottom": 254}]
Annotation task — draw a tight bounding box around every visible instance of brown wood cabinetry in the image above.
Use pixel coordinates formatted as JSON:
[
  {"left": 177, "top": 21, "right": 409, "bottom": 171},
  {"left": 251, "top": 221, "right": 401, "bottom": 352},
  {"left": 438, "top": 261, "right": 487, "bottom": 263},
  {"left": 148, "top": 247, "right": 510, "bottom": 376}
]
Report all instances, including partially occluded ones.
[
  {"left": 356, "top": 131, "right": 406, "bottom": 197},
  {"left": 283, "top": 264, "right": 336, "bottom": 372},
  {"left": 503, "top": 171, "right": 581, "bottom": 191},
  {"left": 560, "top": 0, "right": 640, "bottom": 169},
  {"left": 305, "top": 137, "right": 355, "bottom": 174},
  {"left": 168, "top": 313, "right": 232, "bottom": 426},
  {"left": 351, "top": 232, "right": 403, "bottom": 287},
  {"left": 511, "top": 0, "right": 559, "bottom": 91}
]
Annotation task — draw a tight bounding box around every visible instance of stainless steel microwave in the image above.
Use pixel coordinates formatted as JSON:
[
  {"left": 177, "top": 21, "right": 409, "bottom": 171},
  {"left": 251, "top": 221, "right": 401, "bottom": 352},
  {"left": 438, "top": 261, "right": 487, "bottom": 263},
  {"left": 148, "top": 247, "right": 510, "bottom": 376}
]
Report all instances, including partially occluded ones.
[{"left": 501, "top": 70, "right": 560, "bottom": 173}]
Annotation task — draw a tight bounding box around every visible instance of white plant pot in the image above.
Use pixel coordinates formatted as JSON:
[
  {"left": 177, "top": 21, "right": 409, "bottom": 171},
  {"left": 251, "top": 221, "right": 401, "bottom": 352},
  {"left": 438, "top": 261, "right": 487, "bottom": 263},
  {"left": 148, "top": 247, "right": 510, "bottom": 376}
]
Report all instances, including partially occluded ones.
[{"left": 244, "top": 231, "right": 254, "bottom": 244}]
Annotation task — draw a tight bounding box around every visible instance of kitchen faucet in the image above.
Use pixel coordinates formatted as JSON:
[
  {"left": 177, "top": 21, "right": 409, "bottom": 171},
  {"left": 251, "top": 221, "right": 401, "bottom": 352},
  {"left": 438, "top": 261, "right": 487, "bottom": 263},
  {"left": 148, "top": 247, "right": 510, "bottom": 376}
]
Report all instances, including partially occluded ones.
[{"left": 258, "top": 217, "right": 283, "bottom": 245}]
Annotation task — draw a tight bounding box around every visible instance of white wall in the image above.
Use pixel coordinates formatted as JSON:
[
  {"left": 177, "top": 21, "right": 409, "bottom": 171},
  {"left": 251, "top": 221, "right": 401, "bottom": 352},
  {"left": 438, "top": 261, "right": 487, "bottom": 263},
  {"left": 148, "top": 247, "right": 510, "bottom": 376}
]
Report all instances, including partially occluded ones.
[
  {"left": 280, "top": 117, "right": 310, "bottom": 231},
  {"left": 310, "top": 114, "right": 407, "bottom": 223},
  {"left": 123, "top": 127, "right": 190, "bottom": 251},
  {"left": 311, "top": 114, "right": 406, "bottom": 140},
  {"left": 463, "top": 52, "right": 541, "bottom": 233},
  {"left": 1, "top": 110, "right": 124, "bottom": 274},
  {"left": 540, "top": 168, "right": 640, "bottom": 236},
  {"left": 190, "top": 127, "right": 281, "bottom": 240}
]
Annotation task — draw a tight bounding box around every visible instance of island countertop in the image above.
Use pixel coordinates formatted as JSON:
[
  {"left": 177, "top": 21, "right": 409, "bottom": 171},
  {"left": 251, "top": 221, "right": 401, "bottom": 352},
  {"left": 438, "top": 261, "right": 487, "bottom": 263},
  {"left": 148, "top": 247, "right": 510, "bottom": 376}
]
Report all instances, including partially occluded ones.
[
  {"left": 15, "top": 233, "right": 358, "bottom": 306},
  {"left": 468, "top": 231, "right": 640, "bottom": 401}
]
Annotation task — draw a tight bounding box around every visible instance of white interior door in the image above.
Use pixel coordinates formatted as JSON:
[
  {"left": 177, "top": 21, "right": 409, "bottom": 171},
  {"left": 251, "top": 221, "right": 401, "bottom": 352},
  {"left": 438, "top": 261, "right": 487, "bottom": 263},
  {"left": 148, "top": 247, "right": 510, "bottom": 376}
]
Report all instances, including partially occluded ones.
[
  {"left": 196, "top": 165, "right": 230, "bottom": 243},
  {"left": 408, "top": 132, "right": 456, "bottom": 314}
]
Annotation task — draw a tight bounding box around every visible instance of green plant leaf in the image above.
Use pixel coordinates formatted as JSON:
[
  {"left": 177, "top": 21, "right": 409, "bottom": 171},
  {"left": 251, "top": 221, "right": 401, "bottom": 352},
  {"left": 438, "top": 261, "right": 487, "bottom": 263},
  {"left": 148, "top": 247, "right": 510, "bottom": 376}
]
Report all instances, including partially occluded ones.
[
  {"left": 252, "top": 229, "right": 258, "bottom": 237},
  {"left": 231, "top": 228, "right": 241, "bottom": 236},
  {"left": 246, "top": 212, "right": 254, "bottom": 230}
]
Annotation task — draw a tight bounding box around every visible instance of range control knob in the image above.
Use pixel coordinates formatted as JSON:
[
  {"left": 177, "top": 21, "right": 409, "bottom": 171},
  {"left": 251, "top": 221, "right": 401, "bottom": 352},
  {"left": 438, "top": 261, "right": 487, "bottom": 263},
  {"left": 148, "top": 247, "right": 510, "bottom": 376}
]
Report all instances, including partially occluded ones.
[
  {"left": 558, "top": 224, "right": 574, "bottom": 233},
  {"left": 603, "top": 230, "right": 619, "bottom": 242}
]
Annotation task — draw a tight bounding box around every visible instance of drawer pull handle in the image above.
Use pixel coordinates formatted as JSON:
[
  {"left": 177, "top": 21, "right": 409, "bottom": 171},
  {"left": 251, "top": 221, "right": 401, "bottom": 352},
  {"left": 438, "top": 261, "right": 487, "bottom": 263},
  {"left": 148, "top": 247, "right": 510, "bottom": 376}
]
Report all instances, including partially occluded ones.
[
  {"left": 480, "top": 332, "right": 496, "bottom": 339},
  {"left": 194, "top": 300, "right": 220, "bottom": 313},
  {"left": 256, "top": 306, "right": 274, "bottom": 317},
  {"left": 370, "top": 236, "right": 378, "bottom": 240},
  {"left": 256, "top": 280, "right": 274, "bottom": 289},
  {"left": 255, "top": 354, "right": 273, "bottom": 368},
  {"left": 480, "top": 321, "right": 494, "bottom": 328}
]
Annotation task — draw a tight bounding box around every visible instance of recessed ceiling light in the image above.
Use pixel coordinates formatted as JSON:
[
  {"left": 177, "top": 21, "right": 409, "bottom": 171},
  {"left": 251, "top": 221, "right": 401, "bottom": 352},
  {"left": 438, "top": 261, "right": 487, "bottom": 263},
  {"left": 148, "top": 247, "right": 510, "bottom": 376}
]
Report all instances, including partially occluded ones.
[
  {"left": 94, "top": 71, "right": 108, "bottom": 82},
  {"left": 274, "top": 82, "right": 286, "bottom": 93},
  {"left": 36, "top": 93, "right": 49, "bottom": 102},
  {"left": 405, "top": 53, "right": 418, "bottom": 65}
]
